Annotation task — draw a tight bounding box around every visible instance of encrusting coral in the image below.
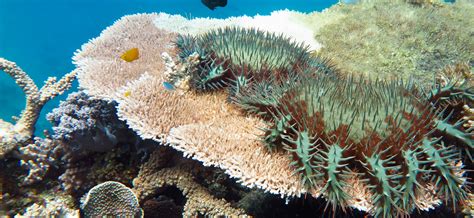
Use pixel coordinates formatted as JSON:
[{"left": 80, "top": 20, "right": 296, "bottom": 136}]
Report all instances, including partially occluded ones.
[
  {"left": 80, "top": 181, "right": 143, "bottom": 217},
  {"left": 132, "top": 148, "right": 246, "bottom": 217},
  {"left": 0, "top": 57, "right": 76, "bottom": 158},
  {"left": 313, "top": 0, "right": 473, "bottom": 84}
]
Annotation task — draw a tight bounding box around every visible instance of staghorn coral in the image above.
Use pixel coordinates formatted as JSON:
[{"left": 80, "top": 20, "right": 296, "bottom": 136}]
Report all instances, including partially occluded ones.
[
  {"left": 0, "top": 57, "right": 76, "bottom": 158},
  {"left": 132, "top": 148, "right": 246, "bottom": 217},
  {"left": 81, "top": 181, "right": 143, "bottom": 217}
]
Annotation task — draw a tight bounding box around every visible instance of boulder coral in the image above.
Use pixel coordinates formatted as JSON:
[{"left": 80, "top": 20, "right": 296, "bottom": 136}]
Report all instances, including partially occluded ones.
[{"left": 80, "top": 181, "right": 143, "bottom": 217}]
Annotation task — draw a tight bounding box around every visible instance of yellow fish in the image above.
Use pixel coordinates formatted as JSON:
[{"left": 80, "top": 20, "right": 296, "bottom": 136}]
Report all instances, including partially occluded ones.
[
  {"left": 124, "top": 90, "right": 131, "bottom": 97},
  {"left": 120, "top": 48, "right": 139, "bottom": 62}
]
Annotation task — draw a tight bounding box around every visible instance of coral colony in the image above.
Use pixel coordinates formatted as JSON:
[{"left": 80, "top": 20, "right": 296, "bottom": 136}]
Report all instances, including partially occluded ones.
[{"left": 1, "top": 1, "right": 473, "bottom": 217}]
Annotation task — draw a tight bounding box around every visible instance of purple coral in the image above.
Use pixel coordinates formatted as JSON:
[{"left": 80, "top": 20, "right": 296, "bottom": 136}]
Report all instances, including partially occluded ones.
[{"left": 47, "top": 92, "right": 135, "bottom": 152}]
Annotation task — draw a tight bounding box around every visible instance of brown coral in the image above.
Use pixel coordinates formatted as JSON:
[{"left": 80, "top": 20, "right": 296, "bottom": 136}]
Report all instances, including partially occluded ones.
[{"left": 132, "top": 148, "right": 246, "bottom": 217}]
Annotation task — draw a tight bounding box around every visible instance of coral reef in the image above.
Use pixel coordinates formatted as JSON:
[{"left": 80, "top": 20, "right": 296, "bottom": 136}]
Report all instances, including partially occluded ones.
[
  {"left": 0, "top": 57, "right": 76, "bottom": 158},
  {"left": 71, "top": 9, "right": 473, "bottom": 217},
  {"left": 2, "top": 1, "right": 473, "bottom": 217},
  {"left": 81, "top": 181, "right": 143, "bottom": 217}
]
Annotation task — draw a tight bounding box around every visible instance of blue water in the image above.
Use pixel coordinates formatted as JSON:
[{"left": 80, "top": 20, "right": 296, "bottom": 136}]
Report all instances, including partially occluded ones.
[{"left": 0, "top": 0, "right": 337, "bottom": 135}]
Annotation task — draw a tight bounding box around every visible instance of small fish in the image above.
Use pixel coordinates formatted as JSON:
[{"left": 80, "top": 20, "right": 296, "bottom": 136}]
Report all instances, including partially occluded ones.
[
  {"left": 120, "top": 48, "right": 139, "bottom": 62},
  {"left": 124, "top": 90, "right": 132, "bottom": 97},
  {"left": 201, "top": 0, "right": 227, "bottom": 10},
  {"left": 163, "top": 82, "right": 175, "bottom": 91}
]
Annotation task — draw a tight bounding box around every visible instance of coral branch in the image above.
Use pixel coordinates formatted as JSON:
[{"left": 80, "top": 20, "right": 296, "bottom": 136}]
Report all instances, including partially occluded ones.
[{"left": 0, "top": 57, "right": 76, "bottom": 158}]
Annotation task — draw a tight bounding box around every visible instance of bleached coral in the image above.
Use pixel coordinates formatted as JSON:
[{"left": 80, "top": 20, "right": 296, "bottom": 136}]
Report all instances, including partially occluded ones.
[
  {"left": 153, "top": 10, "right": 321, "bottom": 51},
  {"left": 0, "top": 57, "right": 76, "bottom": 158},
  {"left": 73, "top": 14, "right": 177, "bottom": 100}
]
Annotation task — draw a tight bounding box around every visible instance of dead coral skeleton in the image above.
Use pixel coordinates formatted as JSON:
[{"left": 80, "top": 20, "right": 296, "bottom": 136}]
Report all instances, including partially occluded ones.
[
  {"left": 0, "top": 57, "right": 76, "bottom": 158},
  {"left": 132, "top": 148, "right": 247, "bottom": 217}
]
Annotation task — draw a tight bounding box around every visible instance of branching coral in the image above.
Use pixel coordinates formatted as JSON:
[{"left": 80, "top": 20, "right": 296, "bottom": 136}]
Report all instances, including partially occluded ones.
[
  {"left": 0, "top": 57, "right": 76, "bottom": 158},
  {"left": 18, "top": 137, "right": 61, "bottom": 185},
  {"left": 132, "top": 148, "right": 246, "bottom": 217}
]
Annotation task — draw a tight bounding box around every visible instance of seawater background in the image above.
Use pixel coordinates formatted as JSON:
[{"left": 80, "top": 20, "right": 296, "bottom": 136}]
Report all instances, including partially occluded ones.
[{"left": 0, "top": 0, "right": 337, "bottom": 135}]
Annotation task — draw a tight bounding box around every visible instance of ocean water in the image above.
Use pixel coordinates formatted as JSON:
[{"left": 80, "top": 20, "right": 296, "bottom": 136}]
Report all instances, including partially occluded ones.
[{"left": 0, "top": 0, "right": 337, "bottom": 135}]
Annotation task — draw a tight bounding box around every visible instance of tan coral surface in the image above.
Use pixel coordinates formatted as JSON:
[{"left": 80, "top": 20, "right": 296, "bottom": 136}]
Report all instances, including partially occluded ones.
[{"left": 73, "top": 14, "right": 177, "bottom": 100}]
